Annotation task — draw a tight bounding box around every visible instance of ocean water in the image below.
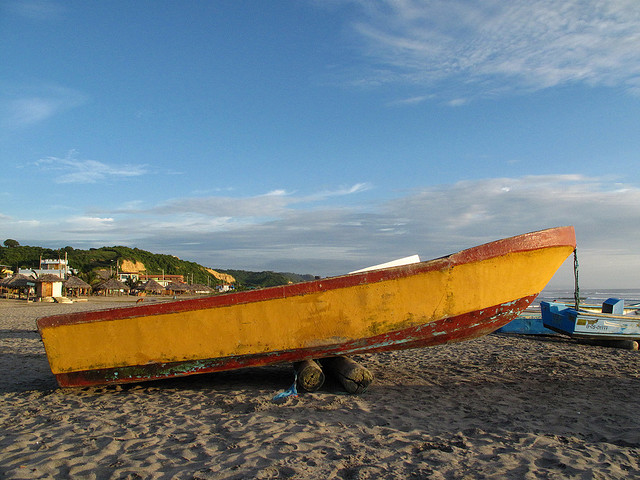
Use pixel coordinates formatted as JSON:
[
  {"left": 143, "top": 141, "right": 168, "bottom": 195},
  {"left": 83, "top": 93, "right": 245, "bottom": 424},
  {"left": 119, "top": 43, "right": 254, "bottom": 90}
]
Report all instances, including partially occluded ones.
[{"left": 537, "top": 287, "right": 640, "bottom": 307}]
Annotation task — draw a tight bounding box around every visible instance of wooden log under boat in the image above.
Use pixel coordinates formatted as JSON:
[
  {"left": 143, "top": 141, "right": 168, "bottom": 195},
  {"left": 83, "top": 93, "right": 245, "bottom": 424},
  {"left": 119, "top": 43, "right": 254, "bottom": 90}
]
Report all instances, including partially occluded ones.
[
  {"left": 320, "top": 356, "right": 374, "bottom": 394},
  {"left": 37, "top": 226, "right": 576, "bottom": 387},
  {"left": 294, "top": 359, "right": 325, "bottom": 392}
]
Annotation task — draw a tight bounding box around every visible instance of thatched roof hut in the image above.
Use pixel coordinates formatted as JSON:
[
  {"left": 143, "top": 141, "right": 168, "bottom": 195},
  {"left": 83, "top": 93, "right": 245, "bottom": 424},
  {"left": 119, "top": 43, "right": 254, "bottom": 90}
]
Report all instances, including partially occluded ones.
[
  {"left": 65, "top": 276, "right": 92, "bottom": 296},
  {"left": 35, "top": 274, "right": 63, "bottom": 298},
  {"left": 5, "top": 274, "right": 36, "bottom": 288},
  {"left": 65, "top": 276, "right": 91, "bottom": 288},
  {"left": 165, "top": 282, "right": 188, "bottom": 294},
  {"left": 96, "top": 278, "right": 130, "bottom": 296},
  {"left": 187, "top": 283, "right": 214, "bottom": 294},
  {"left": 140, "top": 279, "right": 164, "bottom": 294},
  {"left": 36, "top": 273, "right": 63, "bottom": 282},
  {"left": 0, "top": 274, "right": 36, "bottom": 298}
]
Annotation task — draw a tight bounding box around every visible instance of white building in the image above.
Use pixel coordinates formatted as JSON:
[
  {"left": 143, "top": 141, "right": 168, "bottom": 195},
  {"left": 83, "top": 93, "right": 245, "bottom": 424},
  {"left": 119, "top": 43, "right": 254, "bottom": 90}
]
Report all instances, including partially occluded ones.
[{"left": 19, "top": 258, "right": 75, "bottom": 280}]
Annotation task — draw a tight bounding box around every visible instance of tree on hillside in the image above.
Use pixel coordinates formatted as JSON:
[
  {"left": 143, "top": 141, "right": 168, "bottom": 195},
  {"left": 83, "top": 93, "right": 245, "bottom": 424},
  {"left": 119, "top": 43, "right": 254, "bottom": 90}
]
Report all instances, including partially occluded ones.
[{"left": 3, "top": 239, "right": 20, "bottom": 248}]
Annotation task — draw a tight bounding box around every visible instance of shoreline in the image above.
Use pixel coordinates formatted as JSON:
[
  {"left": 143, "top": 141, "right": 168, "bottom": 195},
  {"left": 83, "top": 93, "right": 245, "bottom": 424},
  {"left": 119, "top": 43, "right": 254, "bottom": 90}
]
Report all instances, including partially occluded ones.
[{"left": 1, "top": 300, "right": 639, "bottom": 478}]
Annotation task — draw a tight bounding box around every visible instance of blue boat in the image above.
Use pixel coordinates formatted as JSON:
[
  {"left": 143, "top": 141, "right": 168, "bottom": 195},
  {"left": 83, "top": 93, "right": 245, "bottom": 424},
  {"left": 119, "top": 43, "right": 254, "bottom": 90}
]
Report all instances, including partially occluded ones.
[
  {"left": 540, "top": 298, "right": 640, "bottom": 341},
  {"left": 495, "top": 311, "right": 557, "bottom": 335}
]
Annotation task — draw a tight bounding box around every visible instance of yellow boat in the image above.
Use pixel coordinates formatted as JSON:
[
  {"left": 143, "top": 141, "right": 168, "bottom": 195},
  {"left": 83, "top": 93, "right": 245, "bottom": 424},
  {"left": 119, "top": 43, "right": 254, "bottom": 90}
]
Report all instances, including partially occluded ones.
[{"left": 37, "top": 226, "right": 576, "bottom": 387}]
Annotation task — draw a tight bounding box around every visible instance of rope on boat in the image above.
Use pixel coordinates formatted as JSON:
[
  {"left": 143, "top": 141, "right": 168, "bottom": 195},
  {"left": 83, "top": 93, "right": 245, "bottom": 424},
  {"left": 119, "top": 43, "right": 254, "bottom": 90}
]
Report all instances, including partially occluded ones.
[{"left": 574, "top": 247, "right": 580, "bottom": 310}]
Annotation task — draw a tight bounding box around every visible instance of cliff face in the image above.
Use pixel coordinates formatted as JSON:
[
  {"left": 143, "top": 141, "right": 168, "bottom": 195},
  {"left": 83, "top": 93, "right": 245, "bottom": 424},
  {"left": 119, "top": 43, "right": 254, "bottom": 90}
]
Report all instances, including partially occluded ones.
[
  {"left": 205, "top": 268, "right": 235, "bottom": 284},
  {"left": 118, "top": 259, "right": 234, "bottom": 284},
  {"left": 119, "top": 259, "right": 147, "bottom": 273}
]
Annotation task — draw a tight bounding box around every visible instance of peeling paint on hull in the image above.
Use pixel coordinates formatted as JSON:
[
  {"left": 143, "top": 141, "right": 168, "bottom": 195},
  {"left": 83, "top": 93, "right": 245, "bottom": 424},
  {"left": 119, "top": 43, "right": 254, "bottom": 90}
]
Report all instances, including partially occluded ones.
[
  {"left": 55, "top": 295, "right": 534, "bottom": 387},
  {"left": 37, "top": 227, "right": 576, "bottom": 388}
]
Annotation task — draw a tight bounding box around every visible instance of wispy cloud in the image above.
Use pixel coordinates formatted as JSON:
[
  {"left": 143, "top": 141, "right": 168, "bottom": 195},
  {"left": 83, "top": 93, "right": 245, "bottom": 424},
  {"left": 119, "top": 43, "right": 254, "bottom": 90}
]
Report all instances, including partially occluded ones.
[
  {"left": 64, "top": 216, "right": 115, "bottom": 232},
  {"left": 120, "top": 183, "right": 372, "bottom": 220},
  {"left": 147, "top": 193, "right": 292, "bottom": 219},
  {"left": 0, "top": 84, "right": 87, "bottom": 128},
  {"left": 5, "top": 176, "right": 640, "bottom": 287},
  {"left": 346, "top": 0, "right": 640, "bottom": 100},
  {"left": 387, "top": 95, "right": 433, "bottom": 107},
  {"left": 300, "top": 182, "right": 373, "bottom": 202},
  {"left": 34, "top": 151, "right": 147, "bottom": 184}
]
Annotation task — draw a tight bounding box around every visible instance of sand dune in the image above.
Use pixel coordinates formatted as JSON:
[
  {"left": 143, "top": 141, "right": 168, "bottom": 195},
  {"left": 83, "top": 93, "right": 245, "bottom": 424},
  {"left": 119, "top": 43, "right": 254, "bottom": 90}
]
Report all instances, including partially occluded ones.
[{"left": 1, "top": 299, "right": 639, "bottom": 478}]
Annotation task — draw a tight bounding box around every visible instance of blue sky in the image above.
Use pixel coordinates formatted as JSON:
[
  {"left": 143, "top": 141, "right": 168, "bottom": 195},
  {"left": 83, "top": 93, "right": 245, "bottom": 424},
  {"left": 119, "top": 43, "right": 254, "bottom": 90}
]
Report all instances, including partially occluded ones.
[{"left": 1, "top": 0, "right": 639, "bottom": 288}]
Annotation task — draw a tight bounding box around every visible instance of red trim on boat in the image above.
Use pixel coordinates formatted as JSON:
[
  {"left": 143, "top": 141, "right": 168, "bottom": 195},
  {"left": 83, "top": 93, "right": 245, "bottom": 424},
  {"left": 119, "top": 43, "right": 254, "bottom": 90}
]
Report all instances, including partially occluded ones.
[
  {"left": 54, "top": 295, "right": 535, "bottom": 387},
  {"left": 38, "top": 227, "right": 575, "bottom": 330}
]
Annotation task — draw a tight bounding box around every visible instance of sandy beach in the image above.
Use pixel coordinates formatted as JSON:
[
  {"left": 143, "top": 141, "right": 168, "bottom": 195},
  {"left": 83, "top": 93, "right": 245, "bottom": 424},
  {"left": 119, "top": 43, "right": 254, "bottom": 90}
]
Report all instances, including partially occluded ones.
[{"left": 1, "top": 298, "right": 639, "bottom": 479}]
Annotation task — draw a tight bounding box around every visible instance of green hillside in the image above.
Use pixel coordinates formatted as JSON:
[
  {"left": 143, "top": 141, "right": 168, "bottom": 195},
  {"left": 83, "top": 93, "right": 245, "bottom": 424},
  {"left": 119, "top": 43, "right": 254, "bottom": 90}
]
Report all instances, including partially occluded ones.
[
  {"left": 0, "top": 242, "right": 315, "bottom": 289},
  {"left": 218, "top": 269, "right": 316, "bottom": 288}
]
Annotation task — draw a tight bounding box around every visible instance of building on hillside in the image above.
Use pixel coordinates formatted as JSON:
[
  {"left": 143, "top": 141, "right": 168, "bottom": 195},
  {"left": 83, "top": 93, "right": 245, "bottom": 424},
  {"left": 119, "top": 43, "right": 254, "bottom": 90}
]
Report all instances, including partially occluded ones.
[
  {"left": 118, "top": 272, "right": 140, "bottom": 283},
  {"left": 216, "top": 284, "right": 235, "bottom": 293},
  {"left": 41, "top": 258, "right": 72, "bottom": 274},
  {"left": 18, "top": 258, "right": 75, "bottom": 280},
  {"left": 139, "top": 274, "right": 184, "bottom": 287}
]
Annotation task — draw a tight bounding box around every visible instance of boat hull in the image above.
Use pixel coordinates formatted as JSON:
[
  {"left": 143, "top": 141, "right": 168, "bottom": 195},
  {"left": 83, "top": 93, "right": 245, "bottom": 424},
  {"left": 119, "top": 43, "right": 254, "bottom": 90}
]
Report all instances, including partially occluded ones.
[
  {"left": 541, "top": 301, "right": 640, "bottom": 340},
  {"left": 495, "top": 314, "right": 557, "bottom": 335},
  {"left": 38, "top": 226, "right": 576, "bottom": 387}
]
